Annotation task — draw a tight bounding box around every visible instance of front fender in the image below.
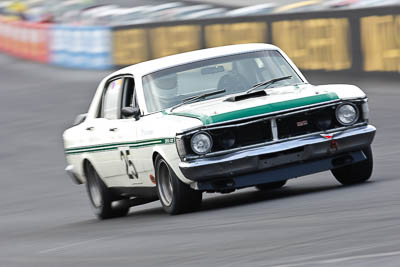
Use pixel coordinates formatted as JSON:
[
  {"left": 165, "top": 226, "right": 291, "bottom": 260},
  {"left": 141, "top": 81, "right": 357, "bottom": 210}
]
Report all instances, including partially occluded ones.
[{"left": 152, "top": 143, "right": 192, "bottom": 185}]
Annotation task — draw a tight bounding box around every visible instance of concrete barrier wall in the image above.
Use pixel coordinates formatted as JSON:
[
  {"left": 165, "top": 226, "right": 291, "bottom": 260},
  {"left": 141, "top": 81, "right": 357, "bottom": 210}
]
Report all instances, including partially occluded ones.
[{"left": 0, "top": 5, "right": 399, "bottom": 73}]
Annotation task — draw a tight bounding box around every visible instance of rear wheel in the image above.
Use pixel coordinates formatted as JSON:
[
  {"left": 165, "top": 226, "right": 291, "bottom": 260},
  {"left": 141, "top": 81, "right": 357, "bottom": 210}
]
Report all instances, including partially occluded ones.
[
  {"left": 155, "top": 155, "right": 202, "bottom": 215},
  {"left": 256, "top": 180, "right": 287, "bottom": 191},
  {"left": 85, "top": 163, "right": 129, "bottom": 219},
  {"left": 331, "top": 146, "right": 373, "bottom": 185}
]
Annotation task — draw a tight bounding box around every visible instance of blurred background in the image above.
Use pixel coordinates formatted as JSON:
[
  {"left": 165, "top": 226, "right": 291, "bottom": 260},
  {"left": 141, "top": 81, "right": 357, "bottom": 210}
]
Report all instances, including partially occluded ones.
[
  {"left": 1, "top": 0, "right": 400, "bottom": 24},
  {"left": 0, "top": 0, "right": 399, "bottom": 71},
  {"left": 1, "top": 1, "right": 400, "bottom": 267}
]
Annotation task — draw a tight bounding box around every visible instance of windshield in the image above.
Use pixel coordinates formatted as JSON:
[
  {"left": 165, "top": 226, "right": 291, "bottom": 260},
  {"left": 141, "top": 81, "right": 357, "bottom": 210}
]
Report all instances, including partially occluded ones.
[{"left": 142, "top": 50, "right": 304, "bottom": 113}]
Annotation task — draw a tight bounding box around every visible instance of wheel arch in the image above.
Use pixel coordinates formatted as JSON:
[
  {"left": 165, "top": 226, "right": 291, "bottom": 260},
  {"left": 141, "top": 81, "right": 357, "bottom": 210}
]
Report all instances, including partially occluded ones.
[
  {"left": 82, "top": 158, "right": 101, "bottom": 183},
  {"left": 82, "top": 158, "right": 91, "bottom": 176},
  {"left": 152, "top": 151, "right": 160, "bottom": 167},
  {"left": 151, "top": 145, "right": 192, "bottom": 184}
]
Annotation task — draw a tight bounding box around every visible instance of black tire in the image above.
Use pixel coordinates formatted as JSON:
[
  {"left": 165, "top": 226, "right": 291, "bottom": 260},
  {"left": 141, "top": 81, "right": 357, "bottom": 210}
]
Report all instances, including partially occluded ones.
[
  {"left": 85, "top": 163, "right": 129, "bottom": 219},
  {"left": 331, "top": 146, "right": 373, "bottom": 185},
  {"left": 155, "top": 155, "right": 202, "bottom": 215},
  {"left": 256, "top": 180, "right": 287, "bottom": 191}
]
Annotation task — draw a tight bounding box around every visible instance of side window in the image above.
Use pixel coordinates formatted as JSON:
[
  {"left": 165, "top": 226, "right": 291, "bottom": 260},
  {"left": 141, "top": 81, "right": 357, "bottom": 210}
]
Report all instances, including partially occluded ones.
[{"left": 103, "top": 78, "right": 123, "bottom": 119}]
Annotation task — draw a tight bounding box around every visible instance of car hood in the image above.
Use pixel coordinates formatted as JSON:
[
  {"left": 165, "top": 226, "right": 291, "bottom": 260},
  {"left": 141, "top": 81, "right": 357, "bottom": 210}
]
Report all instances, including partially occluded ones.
[{"left": 164, "top": 84, "right": 365, "bottom": 125}]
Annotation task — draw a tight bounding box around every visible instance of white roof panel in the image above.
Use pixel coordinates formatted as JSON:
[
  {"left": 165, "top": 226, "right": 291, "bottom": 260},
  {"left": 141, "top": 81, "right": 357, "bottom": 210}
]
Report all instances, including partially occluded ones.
[{"left": 115, "top": 43, "right": 278, "bottom": 77}]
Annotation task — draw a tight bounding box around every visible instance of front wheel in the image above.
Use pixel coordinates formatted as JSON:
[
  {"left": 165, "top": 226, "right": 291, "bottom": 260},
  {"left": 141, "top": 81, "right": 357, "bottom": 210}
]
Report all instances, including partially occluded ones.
[
  {"left": 155, "top": 155, "right": 202, "bottom": 215},
  {"left": 331, "top": 146, "right": 373, "bottom": 185},
  {"left": 85, "top": 163, "right": 129, "bottom": 219}
]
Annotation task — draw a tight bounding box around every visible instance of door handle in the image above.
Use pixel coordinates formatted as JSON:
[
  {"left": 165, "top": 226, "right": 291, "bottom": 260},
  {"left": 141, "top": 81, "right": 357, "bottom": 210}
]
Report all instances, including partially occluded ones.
[
  {"left": 86, "top": 126, "right": 94, "bottom": 131},
  {"left": 109, "top": 128, "right": 118, "bottom": 132}
]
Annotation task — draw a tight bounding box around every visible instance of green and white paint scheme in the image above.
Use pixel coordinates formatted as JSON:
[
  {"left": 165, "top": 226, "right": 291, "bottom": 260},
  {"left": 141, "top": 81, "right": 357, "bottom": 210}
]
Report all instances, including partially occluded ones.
[{"left": 63, "top": 44, "right": 367, "bottom": 192}]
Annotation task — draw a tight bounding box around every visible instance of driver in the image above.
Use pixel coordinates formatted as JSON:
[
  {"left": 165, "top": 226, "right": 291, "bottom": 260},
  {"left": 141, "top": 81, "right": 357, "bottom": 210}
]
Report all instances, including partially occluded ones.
[{"left": 151, "top": 73, "right": 180, "bottom": 110}]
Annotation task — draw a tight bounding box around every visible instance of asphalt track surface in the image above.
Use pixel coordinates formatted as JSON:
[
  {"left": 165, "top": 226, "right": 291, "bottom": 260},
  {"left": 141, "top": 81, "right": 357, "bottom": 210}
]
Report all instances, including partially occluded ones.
[{"left": 0, "top": 53, "right": 399, "bottom": 267}]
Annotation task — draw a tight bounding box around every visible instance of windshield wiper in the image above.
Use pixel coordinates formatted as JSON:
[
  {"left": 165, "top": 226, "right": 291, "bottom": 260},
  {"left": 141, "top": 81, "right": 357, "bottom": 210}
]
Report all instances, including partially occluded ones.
[
  {"left": 246, "top": 75, "right": 292, "bottom": 94},
  {"left": 170, "top": 89, "right": 226, "bottom": 112}
]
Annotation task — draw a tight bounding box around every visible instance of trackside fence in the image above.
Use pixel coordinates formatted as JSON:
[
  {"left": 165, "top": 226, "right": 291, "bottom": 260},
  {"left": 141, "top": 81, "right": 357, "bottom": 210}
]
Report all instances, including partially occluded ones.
[
  {"left": 0, "top": 5, "right": 399, "bottom": 73},
  {"left": 0, "top": 17, "right": 112, "bottom": 69},
  {"left": 112, "top": 5, "right": 400, "bottom": 73},
  {"left": 0, "top": 17, "right": 49, "bottom": 62}
]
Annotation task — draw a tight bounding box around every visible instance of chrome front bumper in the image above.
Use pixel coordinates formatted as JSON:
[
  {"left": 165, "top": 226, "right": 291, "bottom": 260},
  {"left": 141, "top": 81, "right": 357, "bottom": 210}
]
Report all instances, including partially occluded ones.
[{"left": 179, "top": 125, "right": 376, "bottom": 187}]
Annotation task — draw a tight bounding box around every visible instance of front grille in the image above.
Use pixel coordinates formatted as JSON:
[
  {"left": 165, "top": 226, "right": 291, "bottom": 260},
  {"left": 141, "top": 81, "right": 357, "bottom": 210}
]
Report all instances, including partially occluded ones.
[
  {"left": 180, "top": 120, "right": 273, "bottom": 156},
  {"left": 210, "top": 120, "right": 272, "bottom": 152},
  {"left": 277, "top": 106, "right": 337, "bottom": 139},
  {"left": 181, "top": 101, "right": 366, "bottom": 158}
]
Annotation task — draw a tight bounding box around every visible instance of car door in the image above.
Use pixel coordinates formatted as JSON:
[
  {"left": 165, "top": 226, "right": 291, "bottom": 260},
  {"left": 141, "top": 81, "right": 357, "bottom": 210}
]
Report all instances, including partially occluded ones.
[
  {"left": 117, "top": 77, "right": 166, "bottom": 188},
  {"left": 86, "top": 76, "right": 129, "bottom": 186},
  {"left": 106, "top": 76, "right": 145, "bottom": 187}
]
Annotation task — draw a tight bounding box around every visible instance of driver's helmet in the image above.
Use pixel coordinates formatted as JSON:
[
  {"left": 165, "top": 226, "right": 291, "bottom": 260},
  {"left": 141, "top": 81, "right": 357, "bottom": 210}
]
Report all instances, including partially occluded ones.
[{"left": 152, "top": 73, "right": 178, "bottom": 99}]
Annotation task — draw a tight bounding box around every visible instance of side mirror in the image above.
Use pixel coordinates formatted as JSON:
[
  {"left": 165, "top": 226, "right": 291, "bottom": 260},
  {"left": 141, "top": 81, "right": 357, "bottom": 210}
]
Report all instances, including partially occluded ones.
[
  {"left": 121, "top": 107, "right": 140, "bottom": 120},
  {"left": 72, "top": 113, "right": 87, "bottom": 126}
]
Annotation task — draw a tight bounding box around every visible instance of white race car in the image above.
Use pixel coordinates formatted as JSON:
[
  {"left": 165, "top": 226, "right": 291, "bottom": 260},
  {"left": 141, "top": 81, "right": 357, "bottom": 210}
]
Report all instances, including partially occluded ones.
[{"left": 63, "top": 44, "right": 376, "bottom": 219}]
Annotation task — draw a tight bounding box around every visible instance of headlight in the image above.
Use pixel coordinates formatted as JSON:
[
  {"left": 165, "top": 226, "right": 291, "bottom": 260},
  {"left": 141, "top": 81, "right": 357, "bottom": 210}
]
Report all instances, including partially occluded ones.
[
  {"left": 336, "top": 103, "right": 359, "bottom": 126},
  {"left": 191, "top": 132, "right": 212, "bottom": 155}
]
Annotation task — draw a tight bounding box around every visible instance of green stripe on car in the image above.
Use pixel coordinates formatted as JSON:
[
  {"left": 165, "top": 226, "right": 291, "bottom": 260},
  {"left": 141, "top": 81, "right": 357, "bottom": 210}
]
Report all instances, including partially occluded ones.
[
  {"left": 166, "top": 93, "right": 339, "bottom": 125},
  {"left": 65, "top": 138, "right": 175, "bottom": 155}
]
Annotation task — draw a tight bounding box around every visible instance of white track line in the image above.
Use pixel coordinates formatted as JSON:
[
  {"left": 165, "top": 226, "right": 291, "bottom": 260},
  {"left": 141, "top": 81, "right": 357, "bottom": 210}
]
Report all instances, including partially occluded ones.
[{"left": 38, "top": 237, "right": 110, "bottom": 254}]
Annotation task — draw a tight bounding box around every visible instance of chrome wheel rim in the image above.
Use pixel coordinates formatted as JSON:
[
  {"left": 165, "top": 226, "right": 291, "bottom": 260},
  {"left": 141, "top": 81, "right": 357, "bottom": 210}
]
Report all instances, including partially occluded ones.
[
  {"left": 158, "top": 162, "right": 173, "bottom": 206},
  {"left": 89, "top": 177, "right": 102, "bottom": 208}
]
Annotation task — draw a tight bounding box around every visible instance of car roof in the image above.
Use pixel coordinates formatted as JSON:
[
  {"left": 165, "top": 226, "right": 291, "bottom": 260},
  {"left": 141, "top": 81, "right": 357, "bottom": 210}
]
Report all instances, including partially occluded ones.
[{"left": 116, "top": 43, "right": 278, "bottom": 77}]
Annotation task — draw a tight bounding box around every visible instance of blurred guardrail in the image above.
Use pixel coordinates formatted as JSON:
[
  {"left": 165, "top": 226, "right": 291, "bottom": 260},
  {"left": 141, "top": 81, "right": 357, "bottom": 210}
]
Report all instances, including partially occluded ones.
[
  {"left": 0, "top": 5, "right": 399, "bottom": 73},
  {"left": 0, "top": 17, "right": 112, "bottom": 69},
  {"left": 0, "top": 17, "right": 49, "bottom": 63}
]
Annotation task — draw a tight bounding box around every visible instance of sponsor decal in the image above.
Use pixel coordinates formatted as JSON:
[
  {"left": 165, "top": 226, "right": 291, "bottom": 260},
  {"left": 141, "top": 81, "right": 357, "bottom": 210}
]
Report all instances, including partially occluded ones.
[
  {"left": 296, "top": 120, "right": 308, "bottom": 127},
  {"left": 320, "top": 133, "right": 334, "bottom": 139}
]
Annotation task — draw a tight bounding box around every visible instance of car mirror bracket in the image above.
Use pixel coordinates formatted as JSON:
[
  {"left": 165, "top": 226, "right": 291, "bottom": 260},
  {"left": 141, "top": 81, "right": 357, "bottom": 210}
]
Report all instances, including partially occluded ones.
[{"left": 121, "top": 107, "right": 140, "bottom": 120}]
